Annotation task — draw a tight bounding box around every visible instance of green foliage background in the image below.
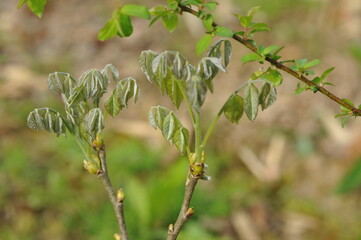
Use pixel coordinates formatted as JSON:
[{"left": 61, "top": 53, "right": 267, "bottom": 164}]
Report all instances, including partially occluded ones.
[{"left": 1, "top": 0, "right": 361, "bottom": 239}]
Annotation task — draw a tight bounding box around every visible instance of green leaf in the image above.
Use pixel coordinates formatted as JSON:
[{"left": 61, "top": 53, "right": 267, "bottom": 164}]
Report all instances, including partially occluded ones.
[
  {"left": 121, "top": 4, "right": 151, "bottom": 19},
  {"left": 265, "top": 86, "right": 277, "bottom": 109},
  {"left": 249, "top": 23, "right": 271, "bottom": 33},
  {"left": 17, "top": 0, "right": 27, "bottom": 8},
  {"left": 239, "top": 16, "right": 252, "bottom": 28},
  {"left": 196, "top": 35, "right": 213, "bottom": 56},
  {"left": 247, "top": 6, "right": 261, "bottom": 17},
  {"left": 148, "top": 106, "right": 189, "bottom": 154},
  {"left": 104, "top": 93, "right": 121, "bottom": 117},
  {"left": 223, "top": 94, "right": 244, "bottom": 124},
  {"left": 303, "top": 59, "right": 320, "bottom": 69},
  {"left": 186, "top": 75, "right": 207, "bottom": 111},
  {"left": 258, "top": 82, "right": 271, "bottom": 110},
  {"left": 203, "top": 14, "right": 214, "bottom": 31},
  {"left": 139, "top": 50, "right": 159, "bottom": 83},
  {"left": 244, "top": 83, "right": 259, "bottom": 122},
  {"left": 263, "top": 45, "right": 279, "bottom": 55},
  {"left": 203, "top": 2, "right": 218, "bottom": 10},
  {"left": 162, "top": 13, "right": 178, "bottom": 33},
  {"left": 47, "top": 72, "right": 77, "bottom": 96},
  {"left": 294, "top": 83, "right": 307, "bottom": 95},
  {"left": 98, "top": 18, "right": 118, "bottom": 41},
  {"left": 207, "top": 39, "right": 232, "bottom": 67},
  {"left": 83, "top": 108, "right": 104, "bottom": 139},
  {"left": 320, "top": 67, "right": 335, "bottom": 81},
  {"left": 27, "top": 0, "right": 46, "bottom": 18},
  {"left": 241, "top": 53, "right": 263, "bottom": 64},
  {"left": 101, "top": 64, "right": 120, "bottom": 82},
  {"left": 215, "top": 26, "right": 234, "bottom": 37},
  {"left": 117, "top": 12, "right": 133, "bottom": 37},
  {"left": 337, "top": 157, "right": 361, "bottom": 194},
  {"left": 165, "top": 73, "right": 183, "bottom": 109},
  {"left": 265, "top": 68, "right": 283, "bottom": 86},
  {"left": 27, "top": 108, "right": 67, "bottom": 136}
]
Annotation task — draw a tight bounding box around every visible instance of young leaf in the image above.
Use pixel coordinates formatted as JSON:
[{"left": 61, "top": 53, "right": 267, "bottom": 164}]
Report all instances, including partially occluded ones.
[
  {"left": 139, "top": 50, "right": 159, "bottom": 83},
  {"left": 162, "top": 13, "right": 178, "bottom": 33},
  {"left": 320, "top": 67, "right": 335, "bottom": 81},
  {"left": 247, "top": 6, "right": 261, "bottom": 18},
  {"left": 196, "top": 34, "right": 213, "bottom": 56},
  {"left": 294, "top": 83, "right": 307, "bottom": 95},
  {"left": 241, "top": 53, "right": 263, "bottom": 64},
  {"left": 303, "top": 59, "right": 320, "bottom": 69},
  {"left": 148, "top": 106, "right": 189, "bottom": 154},
  {"left": 83, "top": 108, "right": 104, "bottom": 139},
  {"left": 165, "top": 74, "right": 183, "bottom": 109},
  {"left": 104, "top": 93, "right": 121, "bottom": 117},
  {"left": 27, "top": 0, "right": 46, "bottom": 18},
  {"left": 263, "top": 45, "right": 279, "bottom": 55},
  {"left": 258, "top": 82, "right": 271, "bottom": 110},
  {"left": 98, "top": 18, "right": 118, "bottom": 41},
  {"left": 17, "top": 0, "right": 27, "bottom": 8},
  {"left": 101, "top": 64, "right": 120, "bottom": 82},
  {"left": 27, "top": 108, "right": 67, "bottom": 136},
  {"left": 186, "top": 75, "right": 207, "bottom": 111},
  {"left": 265, "top": 86, "right": 277, "bottom": 110},
  {"left": 207, "top": 39, "right": 232, "bottom": 67},
  {"left": 248, "top": 23, "right": 271, "bottom": 34},
  {"left": 48, "top": 72, "right": 77, "bottom": 96},
  {"left": 223, "top": 94, "right": 244, "bottom": 124},
  {"left": 203, "top": 14, "right": 214, "bottom": 31},
  {"left": 117, "top": 12, "right": 133, "bottom": 37},
  {"left": 265, "top": 68, "right": 283, "bottom": 86},
  {"left": 215, "top": 26, "right": 234, "bottom": 37},
  {"left": 121, "top": 4, "right": 151, "bottom": 19},
  {"left": 244, "top": 83, "right": 259, "bottom": 122},
  {"left": 203, "top": 2, "right": 218, "bottom": 10}
]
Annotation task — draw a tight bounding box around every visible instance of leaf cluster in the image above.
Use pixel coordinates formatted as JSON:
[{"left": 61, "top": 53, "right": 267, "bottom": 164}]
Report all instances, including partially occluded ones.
[{"left": 27, "top": 65, "right": 139, "bottom": 158}]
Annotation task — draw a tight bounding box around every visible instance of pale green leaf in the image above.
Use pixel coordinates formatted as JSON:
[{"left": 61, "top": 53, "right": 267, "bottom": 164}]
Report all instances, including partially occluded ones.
[
  {"left": 117, "top": 12, "right": 133, "bottom": 37},
  {"left": 162, "top": 13, "right": 178, "bottom": 33},
  {"left": 244, "top": 83, "right": 259, "bottom": 122},
  {"left": 98, "top": 18, "right": 118, "bottom": 41},
  {"left": 303, "top": 59, "right": 320, "bottom": 69},
  {"left": 215, "top": 26, "right": 234, "bottom": 37},
  {"left": 196, "top": 34, "right": 213, "bottom": 56},
  {"left": 27, "top": 0, "right": 46, "bottom": 18},
  {"left": 223, "top": 94, "right": 244, "bottom": 124},
  {"left": 241, "top": 53, "right": 263, "bottom": 63},
  {"left": 121, "top": 4, "right": 151, "bottom": 19}
]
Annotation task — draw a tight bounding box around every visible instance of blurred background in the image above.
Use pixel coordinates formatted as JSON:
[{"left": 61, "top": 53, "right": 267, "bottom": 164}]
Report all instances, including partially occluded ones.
[{"left": 1, "top": 0, "right": 361, "bottom": 239}]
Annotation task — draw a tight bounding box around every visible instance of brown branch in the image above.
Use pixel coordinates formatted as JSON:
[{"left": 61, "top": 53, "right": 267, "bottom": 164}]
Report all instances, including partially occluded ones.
[
  {"left": 178, "top": 3, "right": 361, "bottom": 116},
  {"left": 167, "top": 174, "right": 199, "bottom": 240},
  {"left": 98, "top": 146, "right": 128, "bottom": 240}
]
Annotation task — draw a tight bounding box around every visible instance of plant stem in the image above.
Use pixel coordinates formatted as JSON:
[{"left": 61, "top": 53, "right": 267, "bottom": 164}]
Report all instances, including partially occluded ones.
[
  {"left": 175, "top": 78, "right": 196, "bottom": 126},
  {"left": 177, "top": 3, "right": 361, "bottom": 117},
  {"left": 202, "top": 109, "right": 223, "bottom": 148},
  {"left": 167, "top": 175, "right": 199, "bottom": 240},
  {"left": 98, "top": 146, "right": 128, "bottom": 240},
  {"left": 194, "top": 111, "right": 202, "bottom": 161}
]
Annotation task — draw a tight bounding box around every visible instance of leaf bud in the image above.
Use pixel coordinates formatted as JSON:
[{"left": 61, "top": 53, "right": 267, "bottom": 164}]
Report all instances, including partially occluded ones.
[
  {"left": 186, "top": 207, "right": 194, "bottom": 218},
  {"left": 113, "top": 233, "right": 121, "bottom": 240},
  {"left": 83, "top": 159, "right": 100, "bottom": 174},
  {"left": 116, "top": 188, "right": 125, "bottom": 203},
  {"left": 92, "top": 133, "right": 104, "bottom": 151},
  {"left": 189, "top": 153, "right": 196, "bottom": 164},
  {"left": 168, "top": 224, "right": 174, "bottom": 234},
  {"left": 190, "top": 162, "right": 204, "bottom": 177}
]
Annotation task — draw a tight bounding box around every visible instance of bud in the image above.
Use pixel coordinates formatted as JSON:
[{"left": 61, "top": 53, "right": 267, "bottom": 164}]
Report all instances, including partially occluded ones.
[
  {"left": 168, "top": 224, "right": 174, "bottom": 234},
  {"left": 83, "top": 160, "right": 100, "bottom": 174},
  {"left": 190, "top": 162, "right": 204, "bottom": 177},
  {"left": 189, "top": 152, "right": 196, "bottom": 164},
  {"left": 113, "top": 233, "right": 121, "bottom": 240},
  {"left": 186, "top": 207, "right": 194, "bottom": 218},
  {"left": 116, "top": 189, "right": 125, "bottom": 203},
  {"left": 201, "top": 151, "right": 206, "bottom": 163},
  {"left": 92, "top": 133, "right": 104, "bottom": 151}
]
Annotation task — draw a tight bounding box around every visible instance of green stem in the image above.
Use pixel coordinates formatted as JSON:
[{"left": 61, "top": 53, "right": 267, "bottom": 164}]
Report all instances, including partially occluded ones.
[
  {"left": 175, "top": 78, "right": 196, "bottom": 126},
  {"left": 194, "top": 111, "right": 202, "bottom": 162},
  {"left": 201, "top": 109, "right": 223, "bottom": 148}
]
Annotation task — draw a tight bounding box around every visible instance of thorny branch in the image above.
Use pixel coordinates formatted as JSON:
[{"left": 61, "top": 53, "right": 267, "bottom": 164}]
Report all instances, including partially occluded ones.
[{"left": 178, "top": 3, "right": 361, "bottom": 117}]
